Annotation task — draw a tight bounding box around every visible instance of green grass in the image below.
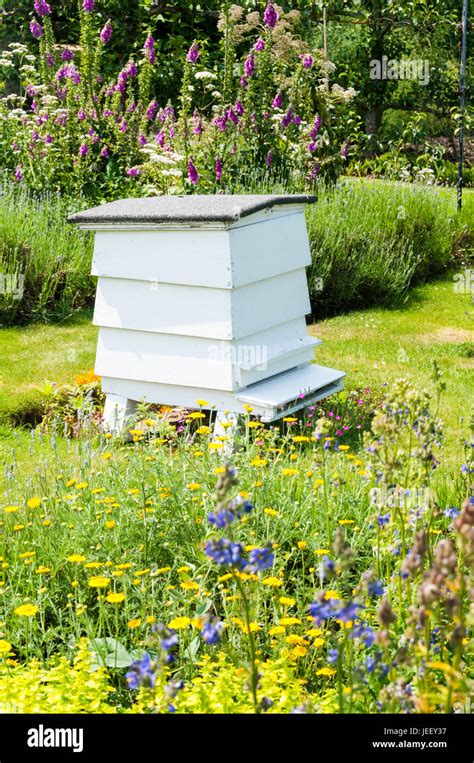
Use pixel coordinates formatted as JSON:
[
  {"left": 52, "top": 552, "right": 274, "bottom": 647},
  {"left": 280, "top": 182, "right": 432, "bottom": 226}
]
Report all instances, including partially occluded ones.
[
  {"left": 0, "top": 310, "right": 97, "bottom": 425},
  {"left": 0, "top": 276, "right": 472, "bottom": 463},
  {"left": 313, "top": 276, "right": 474, "bottom": 457}
]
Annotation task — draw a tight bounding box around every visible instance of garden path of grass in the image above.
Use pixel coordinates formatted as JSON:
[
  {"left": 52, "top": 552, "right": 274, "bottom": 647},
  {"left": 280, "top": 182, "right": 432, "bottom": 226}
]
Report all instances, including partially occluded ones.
[{"left": 0, "top": 276, "right": 472, "bottom": 462}]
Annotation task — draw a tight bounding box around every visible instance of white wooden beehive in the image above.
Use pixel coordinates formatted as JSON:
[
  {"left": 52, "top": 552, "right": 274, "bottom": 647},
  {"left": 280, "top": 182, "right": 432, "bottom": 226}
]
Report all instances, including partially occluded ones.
[{"left": 69, "top": 195, "right": 345, "bottom": 424}]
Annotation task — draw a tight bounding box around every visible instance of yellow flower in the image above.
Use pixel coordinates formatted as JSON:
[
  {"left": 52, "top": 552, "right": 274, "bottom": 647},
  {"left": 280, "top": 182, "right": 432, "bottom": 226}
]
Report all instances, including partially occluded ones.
[
  {"left": 88, "top": 576, "right": 110, "bottom": 589},
  {"left": 196, "top": 399, "right": 209, "bottom": 407},
  {"left": 0, "top": 640, "right": 13, "bottom": 654},
  {"left": 262, "top": 576, "right": 283, "bottom": 588},
  {"left": 67, "top": 554, "right": 86, "bottom": 563},
  {"left": 279, "top": 597, "right": 296, "bottom": 607},
  {"left": 306, "top": 627, "right": 323, "bottom": 638},
  {"left": 269, "top": 625, "right": 286, "bottom": 636},
  {"left": 19, "top": 551, "right": 35, "bottom": 559},
  {"left": 187, "top": 483, "right": 201, "bottom": 491},
  {"left": 76, "top": 604, "right": 87, "bottom": 616},
  {"left": 292, "top": 436, "right": 310, "bottom": 443},
  {"left": 155, "top": 567, "right": 171, "bottom": 575},
  {"left": 168, "top": 616, "right": 191, "bottom": 630},
  {"left": 116, "top": 563, "right": 132, "bottom": 570},
  {"left": 339, "top": 445, "right": 350, "bottom": 451},
  {"left": 180, "top": 580, "right": 199, "bottom": 591},
  {"left": 213, "top": 466, "right": 226, "bottom": 474},
  {"left": 315, "top": 549, "right": 330, "bottom": 556},
  {"left": 187, "top": 412, "right": 205, "bottom": 420},
  {"left": 75, "top": 482, "right": 88, "bottom": 490},
  {"left": 14, "top": 604, "right": 38, "bottom": 617},
  {"left": 35, "top": 566, "right": 51, "bottom": 574},
  {"left": 338, "top": 519, "right": 354, "bottom": 526},
  {"left": 84, "top": 562, "right": 102, "bottom": 569},
  {"left": 325, "top": 591, "right": 341, "bottom": 600},
  {"left": 312, "top": 638, "right": 325, "bottom": 648},
  {"left": 316, "top": 667, "right": 336, "bottom": 677},
  {"left": 3, "top": 506, "right": 20, "bottom": 514},
  {"left": 177, "top": 566, "right": 190, "bottom": 573},
  {"left": 127, "top": 618, "right": 141, "bottom": 629},
  {"left": 282, "top": 468, "right": 299, "bottom": 476},
  {"left": 102, "top": 452, "right": 112, "bottom": 461},
  {"left": 243, "top": 404, "right": 254, "bottom": 413},
  {"left": 264, "top": 508, "right": 278, "bottom": 517},
  {"left": 313, "top": 479, "right": 324, "bottom": 487},
  {"left": 27, "top": 496, "right": 42, "bottom": 509},
  {"left": 208, "top": 442, "right": 224, "bottom": 450},
  {"left": 279, "top": 617, "right": 301, "bottom": 626},
  {"left": 196, "top": 426, "right": 211, "bottom": 435},
  {"left": 291, "top": 646, "right": 308, "bottom": 658},
  {"left": 146, "top": 616, "right": 156, "bottom": 625},
  {"left": 297, "top": 541, "right": 307, "bottom": 550},
  {"left": 283, "top": 417, "right": 297, "bottom": 423},
  {"left": 105, "top": 520, "right": 116, "bottom": 529},
  {"left": 106, "top": 592, "right": 125, "bottom": 604},
  {"left": 286, "top": 635, "right": 308, "bottom": 646}
]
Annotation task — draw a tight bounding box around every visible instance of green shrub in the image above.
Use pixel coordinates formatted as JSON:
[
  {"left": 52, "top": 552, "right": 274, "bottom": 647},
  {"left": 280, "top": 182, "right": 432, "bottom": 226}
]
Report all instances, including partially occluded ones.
[
  {"left": 0, "top": 183, "right": 94, "bottom": 325},
  {"left": 306, "top": 181, "right": 465, "bottom": 318}
]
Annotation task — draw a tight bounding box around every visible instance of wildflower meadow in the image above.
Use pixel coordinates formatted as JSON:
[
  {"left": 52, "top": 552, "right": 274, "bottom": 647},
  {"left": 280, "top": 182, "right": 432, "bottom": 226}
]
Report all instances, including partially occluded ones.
[{"left": 0, "top": 0, "right": 472, "bottom": 732}]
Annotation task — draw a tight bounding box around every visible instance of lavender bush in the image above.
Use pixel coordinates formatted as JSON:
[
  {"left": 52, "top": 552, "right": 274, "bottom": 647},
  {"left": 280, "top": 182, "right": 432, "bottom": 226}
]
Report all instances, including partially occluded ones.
[{"left": 0, "top": 2, "right": 357, "bottom": 200}]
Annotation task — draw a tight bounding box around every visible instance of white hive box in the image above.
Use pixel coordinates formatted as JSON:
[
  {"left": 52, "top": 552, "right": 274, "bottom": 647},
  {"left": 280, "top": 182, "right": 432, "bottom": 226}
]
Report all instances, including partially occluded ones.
[{"left": 68, "top": 195, "right": 345, "bottom": 425}]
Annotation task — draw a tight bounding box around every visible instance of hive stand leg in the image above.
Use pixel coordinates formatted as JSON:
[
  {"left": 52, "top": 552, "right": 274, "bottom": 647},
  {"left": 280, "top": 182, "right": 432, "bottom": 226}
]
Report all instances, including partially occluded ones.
[
  {"left": 103, "top": 394, "right": 137, "bottom": 434},
  {"left": 213, "top": 410, "right": 239, "bottom": 456}
]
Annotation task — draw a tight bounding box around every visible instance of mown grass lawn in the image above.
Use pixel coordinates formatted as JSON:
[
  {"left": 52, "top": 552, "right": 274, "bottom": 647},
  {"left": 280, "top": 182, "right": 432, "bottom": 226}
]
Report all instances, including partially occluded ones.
[{"left": 0, "top": 275, "right": 472, "bottom": 465}]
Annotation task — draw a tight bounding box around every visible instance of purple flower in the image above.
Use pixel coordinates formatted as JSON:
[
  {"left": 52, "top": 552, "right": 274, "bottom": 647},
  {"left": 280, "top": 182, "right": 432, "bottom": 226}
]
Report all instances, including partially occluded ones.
[
  {"left": 215, "top": 157, "right": 223, "bottom": 182},
  {"left": 143, "top": 34, "right": 156, "bottom": 64},
  {"left": 234, "top": 100, "right": 244, "bottom": 116},
  {"left": 240, "top": 76, "right": 248, "bottom": 90},
  {"left": 14, "top": 165, "right": 23, "bottom": 182},
  {"left": 231, "top": 141, "right": 237, "bottom": 155},
  {"left": 146, "top": 100, "right": 159, "bottom": 121},
  {"left": 255, "top": 37, "right": 266, "bottom": 52},
  {"left": 272, "top": 92, "right": 283, "bottom": 109},
  {"left": 248, "top": 545, "right": 274, "bottom": 572},
  {"left": 45, "top": 134, "right": 53, "bottom": 144},
  {"left": 156, "top": 130, "right": 165, "bottom": 146},
  {"left": 127, "top": 167, "right": 140, "bottom": 177},
  {"left": 126, "top": 61, "right": 138, "bottom": 77},
  {"left": 30, "top": 19, "right": 43, "bottom": 39},
  {"left": 293, "top": 114, "right": 301, "bottom": 125},
  {"left": 138, "top": 134, "right": 147, "bottom": 146},
  {"left": 186, "top": 43, "right": 200, "bottom": 64},
  {"left": 126, "top": 653, "right": 156, "bottom": 690},
  {"left": 306, "top": 163, "right": 321, "bottom": 182},
  {"left": 61, "top": 49, "right": 74, "bottom": 61},
  {"left": 300, "top": 54, "right": 314, "bottom": 69},
  {"left": 47, "top": 53, "right": 54, "bottom": 67},
  {"left": 103, "top": 109, "right": 114, "bottom": 117},
  {"left": 34, "top": 0, "right": 51, "bottom": 16},
  {"left": 244, "top": 53, "right": 255, "bottom": 78},
  {"left": 205, "top": 538, "right": 244, "bottom": 568},
  {"left": 281, "top": 108, "right": 294, "bottom": 129},
  {"left": 266, "top": 151, "right": 273, "bottom": 167},
  {"left": 82, "top": 0, "right": 94, "bottom": 11},
  {"left": 309, "top": 115, "right": 321, "bottom": 139},
  {"left": 192, "top": 111, "right": 202, "bottom": 134},
  {"left": 187, "top": 158, "right": 199, "bottom": 185},
  {"left": 226, "top": 106, "right": 238, "bottom": 125},
  {"left": 77, "top": 108, "right": 86, "bottom": 121},
  {"left": 263, "top": 3, "right": 279, "bottom": 28},
  {"left": 79, "top": 143, "right": 88, "bottom": 157},
  {"left": 201, "top": 619, "right": 225, "bottom": 645},
  {"left": 100, "top": 21, "right": 112, "bottom": 45},
  {"left": 100, "top": 146, "right": 109, "bottom": 158},
  {"left": 214, "top": 113, "right": 227, "bottom": 132}
]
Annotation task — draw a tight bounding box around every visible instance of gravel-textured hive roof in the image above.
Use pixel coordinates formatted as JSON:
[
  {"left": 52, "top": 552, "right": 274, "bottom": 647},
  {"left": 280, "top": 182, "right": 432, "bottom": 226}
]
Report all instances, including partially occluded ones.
[{"left": 68, "top": 194, "right": 317, "bottom": 226}]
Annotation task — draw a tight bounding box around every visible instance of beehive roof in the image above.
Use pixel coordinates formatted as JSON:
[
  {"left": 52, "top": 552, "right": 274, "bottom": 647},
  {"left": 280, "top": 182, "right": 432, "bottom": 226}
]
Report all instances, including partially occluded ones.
[{"left": 68, "top": 194, "right": 317, "bottom": 225}]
